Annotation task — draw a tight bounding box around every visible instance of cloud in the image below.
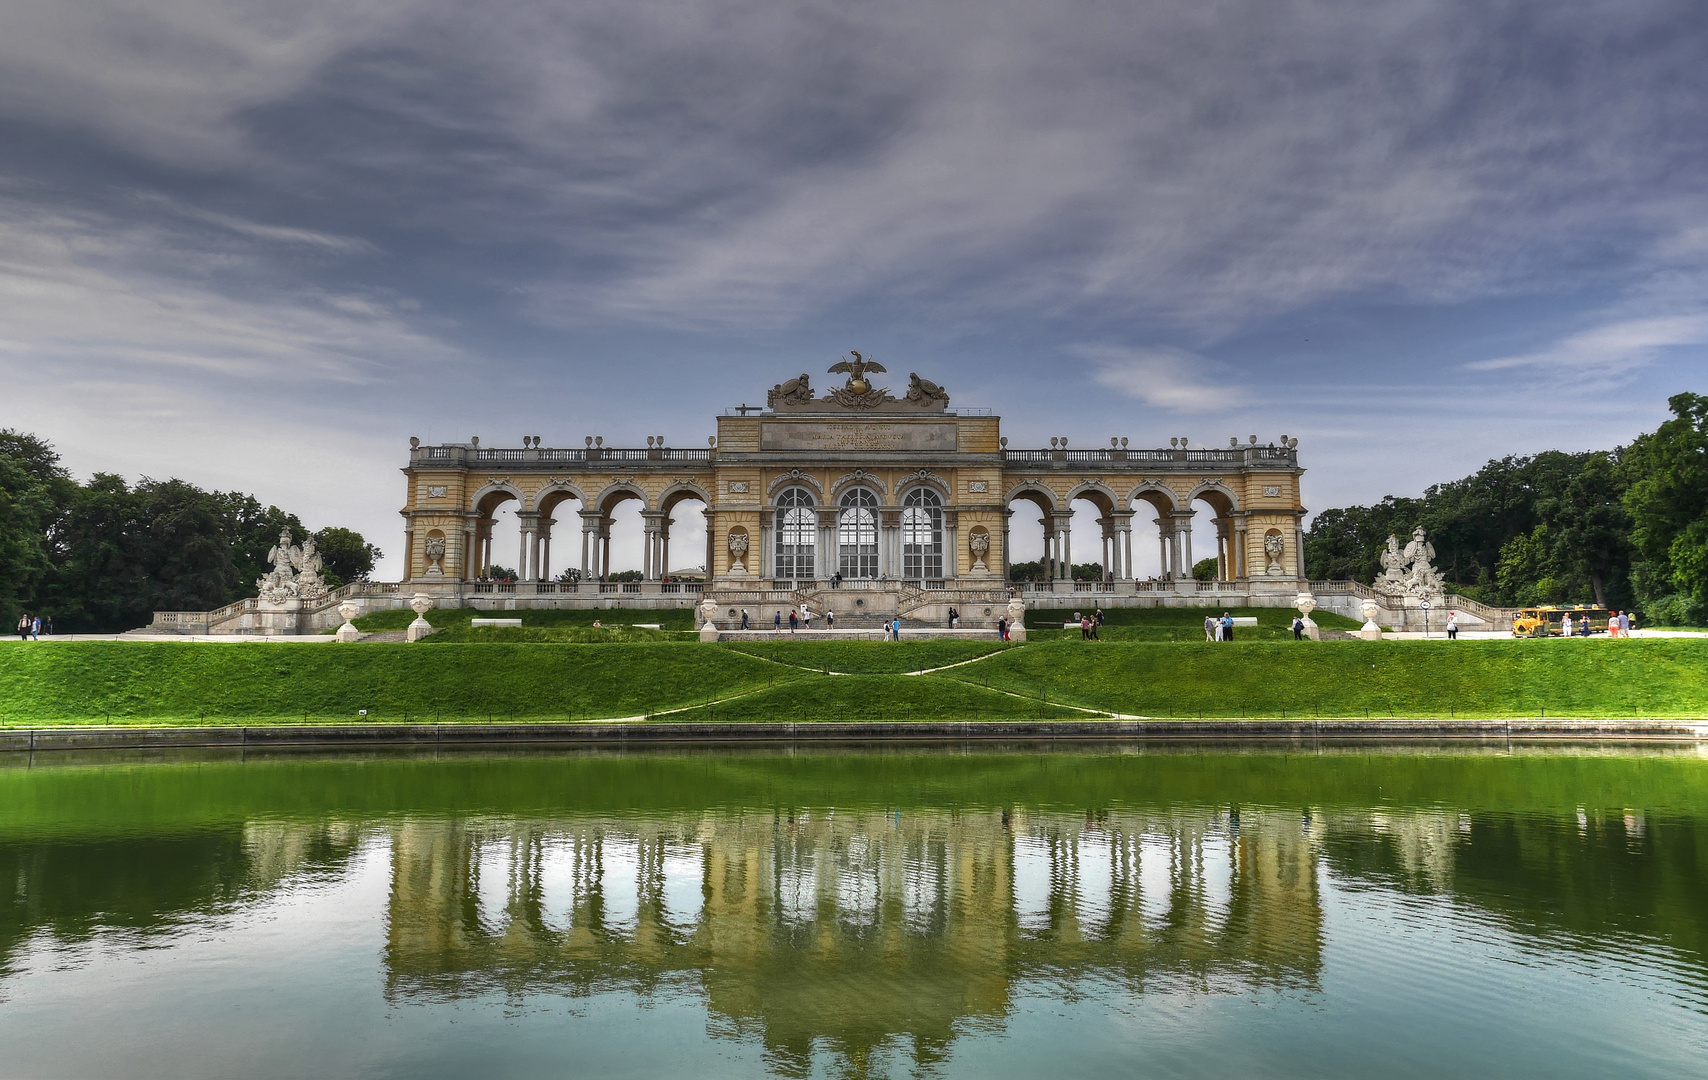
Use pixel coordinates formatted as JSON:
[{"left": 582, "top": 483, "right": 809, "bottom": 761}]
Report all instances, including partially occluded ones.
[
  {"left": 1467, "top": 313, "right": 1708, "bottom": 373},
  {"left": 1078, "top": 344, "right": 1249, "bottom": 413}
]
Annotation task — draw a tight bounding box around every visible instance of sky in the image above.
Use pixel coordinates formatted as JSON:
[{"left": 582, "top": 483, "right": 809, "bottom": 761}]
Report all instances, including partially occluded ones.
[{"left": 3, "top": 0, "right": 1705, "bottom": 579}]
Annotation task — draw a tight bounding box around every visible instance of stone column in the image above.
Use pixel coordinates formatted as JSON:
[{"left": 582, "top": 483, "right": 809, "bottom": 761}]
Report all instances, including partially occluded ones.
[
  {"left": 660, "top": 517, "right": 671, "bottom": 580},
  {"left": 880, "top": 509, "right": 900, "bottom": 579},
  {"left": 403, "top": 527, "right": 415, "bottom": 581},
  {"left": 580, "top": 510, "right": 602, "bottom": 582},
  {"left": 1155, "top": 519, "right": 1172, "bottom": 579},
  {"left": 1054, "top": 514, "right": 1072, "bottom": 584},
  {"left": 1233, "top": 519, "right": 1249, "bottom": 580},
  {"left": 1215, "top": 519, "right": 1230, "bottom": 581},
  {"left": 1111, "top": 510, "right": 1135, "bottom": 580},
  {"left": 817, "top": 506, "right": 839, "bottom": 584},
  {"left": 1002, "top": 508, "right": 1013, "bottom": 583},
  {"left": 462, "top": 523, "right": 477, "bottom": 581},
  {"left": 944, "top": 510, "right": 958, "bottom": 579},
  {"left": 641, "top": 511, "right": 668, "bottom": 580},
  {"left": 1175, "top": 511, "right": 1194, "bottom": 579},
  {"left": 759, "top": 520, "right": 773, "bottom": 580}
]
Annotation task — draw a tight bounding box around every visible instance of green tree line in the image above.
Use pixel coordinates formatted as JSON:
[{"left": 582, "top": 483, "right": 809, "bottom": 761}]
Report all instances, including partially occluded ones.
[
  {"left": 1, "top": 430, "right": 381, "bottom": 632},
  {"left": 1305, "top": 392, "right": 1708, "bottom": 625}
]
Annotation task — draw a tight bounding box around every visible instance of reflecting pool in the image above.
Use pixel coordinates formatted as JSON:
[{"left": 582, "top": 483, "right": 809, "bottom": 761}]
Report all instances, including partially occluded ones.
[{"left": 2, "top": 745, "right": 1706, "bottom": 1078}]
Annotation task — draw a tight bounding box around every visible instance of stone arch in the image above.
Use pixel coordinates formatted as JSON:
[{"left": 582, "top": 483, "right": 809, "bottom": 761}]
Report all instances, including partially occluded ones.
[
  {"left": 470, "top": 481, "right": 525, "bottom": 515},
  {"left": 766, "top": 469, "right": 824, "bottom": 498},
  {"left": 1125, "top": 482, "right": 1182, "bottom": 514},
  {"left": 1004, "top": 481, "right": 1060, "bottom": 514},
  {"left": 657, "top": 481, "right": 712, "bottom": 581},
  {"left": 1184, "top": 479, "right": 1241, "bottom": 515},
  {"left": 1066, "top": 480, "right": 1119, "bottom": 517},
  {"left": 895, "top": 469, "right": 951, "bottom": 501},
  {"left": 658, "top": 480, "right": 713, "bottom": 514},
  {"left": 1066, "top": 481, "right": 1121, "bottom": 582},
  {"left": 469, "top": 483, "right": 524, "bottom": 581},
  {"left": 594, "top": 481, "right": 650, "bottom": 514},
  {"left": 830, "top": 469, "right": 887, "bottom": 499},
  {"left": 533, "top": 480, "right": 588, "bottom": 514},
  {"left": 532, "top": 482, "right": 587, "bottom": 583},
  {"left": 1184, "top": 480, "right": 1241, "bottom": 583}
]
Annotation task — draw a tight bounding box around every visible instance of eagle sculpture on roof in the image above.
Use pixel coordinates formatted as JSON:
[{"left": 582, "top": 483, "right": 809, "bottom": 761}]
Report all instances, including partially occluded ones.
[{"left": 828, "top": 350, "right": 886, "bottom": 395}]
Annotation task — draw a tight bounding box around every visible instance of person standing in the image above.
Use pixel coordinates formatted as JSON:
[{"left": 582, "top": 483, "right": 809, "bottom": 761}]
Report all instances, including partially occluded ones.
[
  {"left": 1205, "top": 615, "right": 1216, "bottom": 642},
  {"left": 1446, "top": 614, "right": 1458, "bottom": 640},
  {"left": 803, "top": 607, "right": 813, "bottom": 631},
  {"left": 774, "top": 610, "right": 782, "bottom": 632},
  {"left": 788, "top": 609, "right": 799, "bottom": 633},
  {"left": 16, "top": 614, "right": 29, "bottom": 641},
  {"left": 740, "top": 609, "right": 750, "bottom": 630},
  {"left": 998, "top": 616, "right": 1008, "bottom": 641},
  {"left": 1561, "top": 613, "right": 1573, "bottom": 637},
  {"left": 1292, "top": 615, "right": 1304, "bottom": 640},
  {"left": 30, "top": 615, "right": 40, "bottom": 640},
  {"left": 1221, "top": 612, "right": 1234, "bottom": 641},
  {"left": 826, "top": 609, "right": 836, "bottom": 630},
  {"left": 1620, "top": 610, "right": 1631, "bottom": 637}
]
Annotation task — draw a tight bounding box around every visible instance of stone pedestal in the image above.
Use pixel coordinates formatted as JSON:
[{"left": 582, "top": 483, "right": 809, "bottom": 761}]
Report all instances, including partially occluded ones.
[
  {"left": 1005, "top": 595, "right": 1028, "bottom": 643},
  {"left": 255, "top": 599, "right": 303, "bottom": 636},
  {"left": 1294, "top": 592, "right": 1321, "bottom": 641},
  {"left": 406, "top": 593, "right": 435, "bottom": 642},
  {"left": 1358, "top": 598, "right": 1384, "bottom": 641},
  {"left": 335, "top": 601, "right": 362, "bottom": 643}
]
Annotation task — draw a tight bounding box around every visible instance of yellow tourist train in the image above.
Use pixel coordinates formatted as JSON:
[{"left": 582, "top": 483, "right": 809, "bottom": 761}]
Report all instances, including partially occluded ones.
[{"left": 1512, "top": 605, "right": 1611, "bottom": 637}]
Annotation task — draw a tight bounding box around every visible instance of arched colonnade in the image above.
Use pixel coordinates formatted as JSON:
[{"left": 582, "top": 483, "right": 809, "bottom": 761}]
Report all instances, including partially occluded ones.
[{"left": 1004, "top": 480, "right": 1248, "bottom": 581}]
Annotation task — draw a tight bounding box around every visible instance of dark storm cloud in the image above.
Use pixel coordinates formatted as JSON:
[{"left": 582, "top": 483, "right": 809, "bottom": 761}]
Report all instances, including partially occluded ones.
[{"left": 2, "top": 0, "right": 1706, "bottom": 571}]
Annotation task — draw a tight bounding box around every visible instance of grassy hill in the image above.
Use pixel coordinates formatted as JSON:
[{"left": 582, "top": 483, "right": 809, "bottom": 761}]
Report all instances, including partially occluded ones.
[{"left": 2, "top": 637, "right": 1705, "bottom": 726}]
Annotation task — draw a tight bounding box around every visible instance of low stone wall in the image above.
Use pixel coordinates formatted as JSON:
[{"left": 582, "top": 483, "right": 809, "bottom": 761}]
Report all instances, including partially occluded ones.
[{"left": 3, "top": 718, "right": 1703, "bottom": 753}]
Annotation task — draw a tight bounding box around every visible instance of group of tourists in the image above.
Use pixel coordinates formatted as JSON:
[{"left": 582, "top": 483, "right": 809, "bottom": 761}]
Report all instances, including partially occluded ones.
[
  {"left": 15, "top": 614, "right": 49, "bottom": 639},
  {"left": 1559, "top": 611, "right": 1636, "bottom": 637},
  {"left": 1204, "top": 612, "right": 1236, "bottom": 641},
  {"left": 1074, "top": 609, "right": 1105, "bottom": 640}
]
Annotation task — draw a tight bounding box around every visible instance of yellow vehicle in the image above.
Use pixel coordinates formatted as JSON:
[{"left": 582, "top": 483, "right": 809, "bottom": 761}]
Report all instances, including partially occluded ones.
[{"left": 1512, "top": 606, "right": 1611, "bottom": 637}]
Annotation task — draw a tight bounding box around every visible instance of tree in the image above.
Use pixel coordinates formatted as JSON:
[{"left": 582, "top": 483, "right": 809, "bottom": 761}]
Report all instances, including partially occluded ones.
[
  {"left": 1623, "top": 392, "right": 1708, "bottom": 624},
  {"left": 312, "top": 527, "right": 382, "bottom": 589},
  {"left": 1192, "top": 557, "right": 1218, "bottom": 581},
  {"left": 0, "top": 430, "right": 75, "bottom": 626}
]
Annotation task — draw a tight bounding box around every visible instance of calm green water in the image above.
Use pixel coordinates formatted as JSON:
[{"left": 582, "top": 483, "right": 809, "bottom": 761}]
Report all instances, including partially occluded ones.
[{"left": 2, "top": 745, "right": 1706, "bottom": 1079}]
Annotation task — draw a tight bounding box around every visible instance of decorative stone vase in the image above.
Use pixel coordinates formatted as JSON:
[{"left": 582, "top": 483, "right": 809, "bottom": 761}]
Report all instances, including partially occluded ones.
[
  {"left": 1264, "top": 533, "right": 1286, "bottom": 575},
  {"left": 423, "top": 536, "right": 447, "bottom": 577},
  {"left": 1293, "top": 592, "right": 1320, "bottom": 640},
  {"left": 1359, "top": 598, "right": 1383, "bottom": 641},
  {"left": 699, "top": 596, "right": 721, "bottom": 642},
  {"left": 968, "top": 531, "right": 991, "bottom": 575},
  {"left": 1005, "top": 594, "right": 1028, "bottom": 643},
  {"left": 727, "top": 531, "right": 749, "bottom": 575},
  {"left": 406, "top": 593, "right": 434, "bottom": 642},
  {"left": 335, "top": 600, "right": 362, "bottom": 643}
]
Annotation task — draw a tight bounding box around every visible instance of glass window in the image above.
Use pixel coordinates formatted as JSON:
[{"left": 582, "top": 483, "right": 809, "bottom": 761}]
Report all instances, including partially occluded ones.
[
  {"left": 901, "top": 487, "right": 943, "bottom": 580},
  {"left": 774, "top": 487, "right": 815, "bottom": 580},
  {"left": 838, "top": 488, "right": 878, "bottom": 579}
]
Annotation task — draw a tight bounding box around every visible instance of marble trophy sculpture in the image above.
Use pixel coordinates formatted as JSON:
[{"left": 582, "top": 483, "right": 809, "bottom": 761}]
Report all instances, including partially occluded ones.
[
  {"left": 256, "top": 528, "right": 329, "bottom": 605},
  {"left": 1374, "top": 526, "right": 1445, "bottom": 605}
]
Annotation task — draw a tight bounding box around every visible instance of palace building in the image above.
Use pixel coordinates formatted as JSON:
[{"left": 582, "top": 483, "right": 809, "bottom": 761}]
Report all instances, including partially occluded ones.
[{"left": 394, "top": 358, "right": 1311, "bottom": 626}]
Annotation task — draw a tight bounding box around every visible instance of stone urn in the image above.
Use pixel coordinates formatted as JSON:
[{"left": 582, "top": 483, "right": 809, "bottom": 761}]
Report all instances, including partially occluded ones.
[
  {"left": 1005, "top": 594, "right": 1028, "bottom": 643},
  {"left": 406, "top": 593, "right": 435, "bottom": 642},
  {"left": 335, "top": 600, "right": 362, "bottom": 643},
  {"left": 1359, "top": 597, "right": 1384, "bottom": 641},
  {"left": 727, "top": 531, "right": 749, "bottom": 575},
  {"left": 968, "top": 531, "right": 991, "bottom": 575},
  {"left": 699, "top": 595, "right": 721, "bottom": 642},
  {"left": 1293, "top": 592, "right": 1320, "bottom": 640}
]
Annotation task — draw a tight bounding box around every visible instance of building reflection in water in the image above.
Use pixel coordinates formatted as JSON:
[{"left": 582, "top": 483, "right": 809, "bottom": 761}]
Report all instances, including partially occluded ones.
[
  {"left": 5, "top": 797, "right": 1705, "bottom": 1077},
  {"left": 381, "top": 808, "right": 1324, "bottom": 1073}
]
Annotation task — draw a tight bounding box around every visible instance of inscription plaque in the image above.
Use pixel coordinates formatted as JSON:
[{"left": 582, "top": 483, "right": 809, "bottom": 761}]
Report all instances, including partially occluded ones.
[{"left": 761, "top": 421, "right": 958, "bottom": 452}]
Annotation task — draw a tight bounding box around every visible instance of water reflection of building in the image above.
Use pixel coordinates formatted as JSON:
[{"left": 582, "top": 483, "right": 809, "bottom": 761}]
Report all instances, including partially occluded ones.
[{"left": 381, "top": 809, "right": 1324, "bottom": 1072}]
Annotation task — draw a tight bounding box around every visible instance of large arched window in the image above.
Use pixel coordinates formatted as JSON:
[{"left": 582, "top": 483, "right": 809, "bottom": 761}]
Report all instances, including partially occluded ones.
[
  {"left": 774, "top": 487, "right": 816, "bottom": 580},
  {"left": 901, "top": 487, "right": 944, "bottom": 580},
  {"left": 837, "top": 488, "right": 878, "bottom": 579}
]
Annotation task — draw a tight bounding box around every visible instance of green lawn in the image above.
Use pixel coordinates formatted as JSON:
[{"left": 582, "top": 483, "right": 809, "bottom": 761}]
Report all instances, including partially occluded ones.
[
  {"left": 350, "top": 605, "right": 697, "bottom": 632},
  {"left": 1027, "top": 605, "right": 1364, "bottom": 641},
  {"left": 2, "top": 637, "right": 1705, "bottom": 726},
  {"left": 946, "top": 639, "right": 1708, "bottom": 718}
]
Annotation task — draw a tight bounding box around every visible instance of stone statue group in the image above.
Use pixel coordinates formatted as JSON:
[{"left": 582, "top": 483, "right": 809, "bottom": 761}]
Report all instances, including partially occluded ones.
[
  {"left": 1374, "top": 526, "right": 1445, "bottom": 604},
  {"left": 257, "top": 527, "right": 329, "bottom": 605}
]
